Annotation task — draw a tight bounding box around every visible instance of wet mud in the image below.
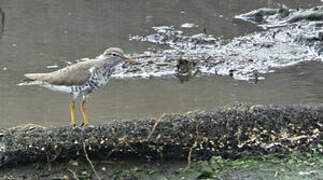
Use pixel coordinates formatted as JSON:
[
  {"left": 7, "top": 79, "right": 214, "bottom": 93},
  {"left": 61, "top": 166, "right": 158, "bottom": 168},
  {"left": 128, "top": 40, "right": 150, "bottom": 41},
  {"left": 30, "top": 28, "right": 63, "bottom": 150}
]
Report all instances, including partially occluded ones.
[{"left": 112, "top": 5, "right": 323, "bottom": 81}]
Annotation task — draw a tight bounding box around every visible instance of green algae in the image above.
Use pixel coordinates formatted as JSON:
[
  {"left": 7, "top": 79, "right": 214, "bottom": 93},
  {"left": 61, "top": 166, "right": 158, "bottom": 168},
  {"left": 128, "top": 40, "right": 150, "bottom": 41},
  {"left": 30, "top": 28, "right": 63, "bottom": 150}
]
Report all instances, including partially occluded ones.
[{"left": 1, "top": 153, "right": 321, "bottom": 179}]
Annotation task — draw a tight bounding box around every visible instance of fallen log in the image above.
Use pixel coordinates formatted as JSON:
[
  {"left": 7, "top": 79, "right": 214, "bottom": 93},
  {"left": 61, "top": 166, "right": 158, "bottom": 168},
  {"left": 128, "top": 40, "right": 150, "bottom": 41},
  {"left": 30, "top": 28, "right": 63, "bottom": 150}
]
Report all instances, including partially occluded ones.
[{"left": 0, "top": 104, "right": 322, "bottom": 168}]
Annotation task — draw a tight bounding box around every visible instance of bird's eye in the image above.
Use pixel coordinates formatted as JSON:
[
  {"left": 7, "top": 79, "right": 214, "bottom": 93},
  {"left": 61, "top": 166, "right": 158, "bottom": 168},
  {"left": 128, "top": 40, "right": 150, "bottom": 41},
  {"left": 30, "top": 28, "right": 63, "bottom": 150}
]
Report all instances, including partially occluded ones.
[{"left": 109, "top": 53, "right": 118, "bottom": 57}]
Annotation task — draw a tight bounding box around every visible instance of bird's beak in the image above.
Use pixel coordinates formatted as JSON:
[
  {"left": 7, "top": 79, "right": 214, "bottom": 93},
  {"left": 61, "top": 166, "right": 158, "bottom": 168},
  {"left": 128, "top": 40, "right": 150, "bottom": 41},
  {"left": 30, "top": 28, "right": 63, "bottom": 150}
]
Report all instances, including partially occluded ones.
[{"left": 124, "top": 57, "right": 136, "bottom": 64}]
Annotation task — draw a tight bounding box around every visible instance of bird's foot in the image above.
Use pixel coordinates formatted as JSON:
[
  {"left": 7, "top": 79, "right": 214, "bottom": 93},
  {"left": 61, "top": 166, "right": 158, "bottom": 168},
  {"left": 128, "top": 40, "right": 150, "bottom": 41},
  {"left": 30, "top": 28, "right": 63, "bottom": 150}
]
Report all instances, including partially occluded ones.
[{"left": 80, "top": 122, "right": 88, "bottom": 127}]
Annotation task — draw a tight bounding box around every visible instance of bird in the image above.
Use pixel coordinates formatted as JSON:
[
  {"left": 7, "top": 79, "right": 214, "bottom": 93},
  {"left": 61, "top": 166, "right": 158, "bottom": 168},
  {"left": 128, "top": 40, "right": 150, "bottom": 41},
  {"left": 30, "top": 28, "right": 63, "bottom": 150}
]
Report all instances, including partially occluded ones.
[{"left": 21, "top": 47, "right": 136, "bottom": 126}]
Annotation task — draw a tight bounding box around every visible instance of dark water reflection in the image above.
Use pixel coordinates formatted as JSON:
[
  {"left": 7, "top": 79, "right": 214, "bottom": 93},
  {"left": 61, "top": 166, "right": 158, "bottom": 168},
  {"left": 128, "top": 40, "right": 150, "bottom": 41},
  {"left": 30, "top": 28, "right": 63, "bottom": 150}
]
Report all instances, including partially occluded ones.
[
  {"left": 0, "top": 7, "right": 4, "bottom": 38},
  {"left": 0, "top": 0, "right": 322, "bottom": 128}
]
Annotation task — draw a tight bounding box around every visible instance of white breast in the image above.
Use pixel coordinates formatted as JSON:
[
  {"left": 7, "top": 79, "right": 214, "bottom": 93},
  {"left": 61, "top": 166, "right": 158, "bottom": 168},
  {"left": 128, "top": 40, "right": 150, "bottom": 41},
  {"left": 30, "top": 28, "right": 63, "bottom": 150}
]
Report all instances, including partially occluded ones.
[{"left": 42, "top": 82, "right": 72, "bottom": 94}]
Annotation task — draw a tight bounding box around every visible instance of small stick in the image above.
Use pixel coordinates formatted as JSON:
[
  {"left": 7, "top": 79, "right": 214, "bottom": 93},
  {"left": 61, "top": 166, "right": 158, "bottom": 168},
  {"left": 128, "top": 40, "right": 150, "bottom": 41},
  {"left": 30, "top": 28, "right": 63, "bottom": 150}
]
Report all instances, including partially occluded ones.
[
  {"left": 147, "top": 113, "right": 167, "bottom": 140},
  {"left": 118, "top": 135, "right": 134, "bottom": 151},
  {"left": 274, "top": 171, "right": 279, "bottom": 177},
  {"left": 83, "top": 142, "right": 101, "bottom": 180},
  {"left": 185, "top": 122, "right": 200, "bottom": 170},
  {"left": 68, "top": 168, "right": 80, "bottom": 180}
]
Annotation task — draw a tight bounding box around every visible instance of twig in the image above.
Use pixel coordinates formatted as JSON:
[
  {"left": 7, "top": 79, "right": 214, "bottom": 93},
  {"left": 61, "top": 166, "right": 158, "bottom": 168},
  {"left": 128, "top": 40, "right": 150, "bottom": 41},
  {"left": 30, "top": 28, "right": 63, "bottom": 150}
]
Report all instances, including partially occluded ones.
[
  {"left": 285, "top": 135, "right": 308, "bottom": 142},
  {"left": 83, "top": 142, "right": 101, "bottom": 180},
  {"left": 185, "top": 122, "right": 200, "bottom": 170},
  {"left": 118, "top": 135, "right": 134, "bottom": 151},
  {"left": 68, "top": 168, "right": 80, "bottom": 180},
  {"left": 274, "top": 171, "right": 279, "bottom": 177},
  {"left": 147, "top": 113, "right": 167, "bottom": 140},
  {"left": 46, "top": 154, "right": 52, "bottom": 172}
]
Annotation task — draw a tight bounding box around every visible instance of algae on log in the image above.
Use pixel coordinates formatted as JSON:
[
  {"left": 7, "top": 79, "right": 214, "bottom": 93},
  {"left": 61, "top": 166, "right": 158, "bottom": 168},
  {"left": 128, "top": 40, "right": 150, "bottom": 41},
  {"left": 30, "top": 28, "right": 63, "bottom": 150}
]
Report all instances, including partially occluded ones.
[{"left": 0, "top": 105, "right": 322, "bottom": 168}]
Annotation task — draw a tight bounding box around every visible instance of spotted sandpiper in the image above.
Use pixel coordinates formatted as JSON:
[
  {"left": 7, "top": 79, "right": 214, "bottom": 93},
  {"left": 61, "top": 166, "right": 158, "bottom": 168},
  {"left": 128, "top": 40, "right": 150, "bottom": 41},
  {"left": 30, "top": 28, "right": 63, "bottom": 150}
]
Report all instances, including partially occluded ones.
[{"left": 21, "top": 47, "right": 136, "bottom": 126}]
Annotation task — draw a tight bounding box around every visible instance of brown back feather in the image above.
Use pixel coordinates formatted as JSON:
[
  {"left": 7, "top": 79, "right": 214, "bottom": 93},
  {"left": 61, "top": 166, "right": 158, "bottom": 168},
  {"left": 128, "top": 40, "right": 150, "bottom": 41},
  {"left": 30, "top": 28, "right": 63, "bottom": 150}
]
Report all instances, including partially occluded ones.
[{"left": 24, "top": 60, "right": 105, "bottom": 86}]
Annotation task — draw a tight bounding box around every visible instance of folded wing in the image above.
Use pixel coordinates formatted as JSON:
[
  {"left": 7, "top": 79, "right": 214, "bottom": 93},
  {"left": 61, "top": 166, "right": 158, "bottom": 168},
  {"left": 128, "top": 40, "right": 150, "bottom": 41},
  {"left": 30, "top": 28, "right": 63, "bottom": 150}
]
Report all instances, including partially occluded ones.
[{"left": 24, "top": 60, "right": 105, "bottom": 86}]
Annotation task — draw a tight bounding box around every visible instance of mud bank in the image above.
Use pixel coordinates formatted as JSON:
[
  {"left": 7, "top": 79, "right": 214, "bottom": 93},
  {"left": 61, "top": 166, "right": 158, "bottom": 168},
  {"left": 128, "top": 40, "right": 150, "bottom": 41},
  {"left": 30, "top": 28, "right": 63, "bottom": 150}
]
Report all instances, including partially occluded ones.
[
  {"left": 120, "top": 6, "right": 323, "bottom": 81},
  {"left": 1, "top": 104, "right": 322, "bottom": 169}
]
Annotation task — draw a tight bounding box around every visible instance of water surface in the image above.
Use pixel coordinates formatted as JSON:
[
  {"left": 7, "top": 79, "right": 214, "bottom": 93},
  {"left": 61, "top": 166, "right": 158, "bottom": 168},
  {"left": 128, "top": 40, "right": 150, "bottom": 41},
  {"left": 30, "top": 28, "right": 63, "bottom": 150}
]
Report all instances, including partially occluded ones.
[{"left": 0, "top": 0, "right": 322, "bottom": 128}]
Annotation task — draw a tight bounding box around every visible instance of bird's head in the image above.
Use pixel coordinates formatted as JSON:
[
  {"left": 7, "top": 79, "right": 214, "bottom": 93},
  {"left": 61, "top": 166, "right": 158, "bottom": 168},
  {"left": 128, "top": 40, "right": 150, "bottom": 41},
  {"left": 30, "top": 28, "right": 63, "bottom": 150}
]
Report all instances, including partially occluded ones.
[{"left": 102, "top": 47, "right": 136, "bottom": 65}]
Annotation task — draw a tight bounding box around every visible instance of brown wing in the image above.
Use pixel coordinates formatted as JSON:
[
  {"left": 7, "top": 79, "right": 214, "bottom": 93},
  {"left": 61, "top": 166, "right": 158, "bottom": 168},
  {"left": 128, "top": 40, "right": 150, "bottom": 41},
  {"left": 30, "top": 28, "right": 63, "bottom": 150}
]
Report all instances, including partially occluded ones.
[{"left": 24, "top": 60, "right": 105, "bottom": 86}]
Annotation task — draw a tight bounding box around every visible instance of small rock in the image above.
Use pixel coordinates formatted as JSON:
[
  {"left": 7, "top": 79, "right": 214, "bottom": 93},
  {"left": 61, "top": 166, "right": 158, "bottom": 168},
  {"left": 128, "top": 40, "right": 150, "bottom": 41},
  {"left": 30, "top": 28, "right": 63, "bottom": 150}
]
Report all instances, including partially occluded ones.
[
  {"left": 317, "top": 31, "right": 323, "bottom": 41},
  {"left": 102, "top": 167, "right": 106, "bottom": 171},
  {"left": 126, "top": 67, "right": 141, "bottom": 73},
  {"left": 155, "top": 63, "right": 168, "bottom": 67},
  {"left": 181, "top": 23, "right": 198, "bottom": 28},
  {"left": 200, "top": 166, "right": 213, "bottom": 177},
  {"left": 69, "top": 160, "right": 79, "bottom": 167}
]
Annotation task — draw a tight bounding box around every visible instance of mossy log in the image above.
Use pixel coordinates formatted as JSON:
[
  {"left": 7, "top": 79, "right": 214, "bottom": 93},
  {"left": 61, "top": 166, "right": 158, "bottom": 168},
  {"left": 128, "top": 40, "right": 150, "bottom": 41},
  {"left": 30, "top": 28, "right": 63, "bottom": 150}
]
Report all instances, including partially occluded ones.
[{"left": 0, "top": 105, "right": 322, "bottom": 168}]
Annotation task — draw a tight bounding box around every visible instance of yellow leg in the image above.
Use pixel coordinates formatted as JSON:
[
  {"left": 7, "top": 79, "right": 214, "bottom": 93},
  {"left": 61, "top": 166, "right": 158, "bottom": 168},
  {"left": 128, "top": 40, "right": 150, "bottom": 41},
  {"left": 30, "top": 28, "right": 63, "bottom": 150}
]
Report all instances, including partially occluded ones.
[
  {"left": 81, "top": 100, "right": 89, "bottom": 126},
  {"left": 70, "top": 101, "right": 75, "bottom": 125}
]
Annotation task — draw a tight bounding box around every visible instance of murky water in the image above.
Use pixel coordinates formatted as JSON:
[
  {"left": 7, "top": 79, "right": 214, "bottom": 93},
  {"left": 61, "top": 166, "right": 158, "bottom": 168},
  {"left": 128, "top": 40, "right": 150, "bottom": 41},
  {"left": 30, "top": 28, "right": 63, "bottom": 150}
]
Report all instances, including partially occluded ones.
[{"left": 0, "top": 0, "right": 322, "bottom": 128}]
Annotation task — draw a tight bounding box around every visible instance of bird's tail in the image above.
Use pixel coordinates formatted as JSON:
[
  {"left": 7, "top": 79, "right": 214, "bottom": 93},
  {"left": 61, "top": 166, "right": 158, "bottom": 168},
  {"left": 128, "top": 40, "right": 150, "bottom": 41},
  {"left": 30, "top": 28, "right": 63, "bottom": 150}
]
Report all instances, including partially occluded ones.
[
  {"left": 24, "top": 73, "right": 47, "bottom": 80},
  {"left": 17, "top": 73, "right": 46, "bottom": 86}
]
